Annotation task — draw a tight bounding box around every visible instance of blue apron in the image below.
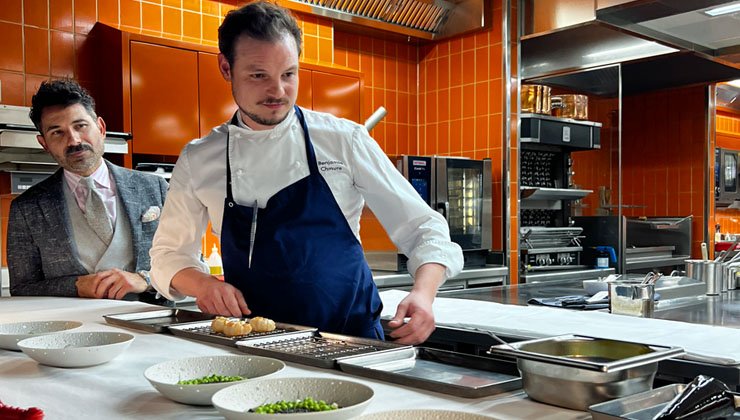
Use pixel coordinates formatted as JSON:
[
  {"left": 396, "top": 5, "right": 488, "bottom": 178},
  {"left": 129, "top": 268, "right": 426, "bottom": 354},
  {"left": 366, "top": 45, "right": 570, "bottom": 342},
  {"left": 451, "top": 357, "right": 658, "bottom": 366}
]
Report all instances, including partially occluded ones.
[{"left": 220, "top": 106, "right": 384, "bottom": 339}]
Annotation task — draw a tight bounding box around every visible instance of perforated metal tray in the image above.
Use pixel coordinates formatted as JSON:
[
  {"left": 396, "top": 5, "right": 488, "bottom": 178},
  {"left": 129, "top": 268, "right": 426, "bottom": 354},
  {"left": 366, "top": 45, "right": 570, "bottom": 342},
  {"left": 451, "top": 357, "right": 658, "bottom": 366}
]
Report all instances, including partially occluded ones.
[
  {"left": 167, "top": 319, "right": 316, "bottom": 347},
  {"left": 338, "top": 347, "right": 522, "bottom": 398},
  {"left": 103, "top": 309, "right": 215, "bottom": 333},
  {"left": 235, "top": 330, "right": 410, "bottom": 368}
]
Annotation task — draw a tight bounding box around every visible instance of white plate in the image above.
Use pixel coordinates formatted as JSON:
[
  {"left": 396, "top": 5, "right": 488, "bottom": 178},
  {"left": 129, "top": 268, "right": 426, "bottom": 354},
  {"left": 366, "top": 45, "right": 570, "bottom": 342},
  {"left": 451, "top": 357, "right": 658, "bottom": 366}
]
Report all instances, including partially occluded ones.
[
  {"left": 360, "top": 410, "right": 497, "bottom": 419},
  {"left": 0, "top": 321, "right": 83, "bottom": 351},
  {"left": 144, "top": 354, "right": 285, "bottom": 405},
  {"left": 212, "top": 377, "right": 373, "bottom": 419},
  {"left": 17, "top": 331, "right": 134, "bottom": 368}
]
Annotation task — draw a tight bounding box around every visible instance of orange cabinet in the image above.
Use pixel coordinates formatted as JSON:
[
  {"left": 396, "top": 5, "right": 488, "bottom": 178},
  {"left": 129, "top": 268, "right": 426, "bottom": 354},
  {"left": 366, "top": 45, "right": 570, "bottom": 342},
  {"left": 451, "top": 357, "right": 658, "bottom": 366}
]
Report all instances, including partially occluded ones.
[
  {"left": 198, "top": 52, "right": 237, "bottom": 136},
  {"left": 297, "top": 68, "right": 313, "bottom": 109},
  {"left": 311, "top": 70, "right": 361, "bottom": 122},
  {"left": 130, "top": 41, "right": 200, "bottom": 156}
]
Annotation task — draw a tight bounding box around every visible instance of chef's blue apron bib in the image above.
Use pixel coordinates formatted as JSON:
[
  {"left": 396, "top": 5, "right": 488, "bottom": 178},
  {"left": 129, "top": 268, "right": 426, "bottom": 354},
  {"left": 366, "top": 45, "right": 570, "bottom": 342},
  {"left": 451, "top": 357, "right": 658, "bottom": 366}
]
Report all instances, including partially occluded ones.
[{"left": 221, "top": 106, "right": 384, "bottom": 339}]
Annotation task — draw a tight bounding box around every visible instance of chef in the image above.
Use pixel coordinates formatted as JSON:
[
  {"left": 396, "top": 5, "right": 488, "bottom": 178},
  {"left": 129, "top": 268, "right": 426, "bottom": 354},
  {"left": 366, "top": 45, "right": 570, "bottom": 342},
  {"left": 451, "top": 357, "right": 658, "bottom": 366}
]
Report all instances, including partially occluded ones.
[{"left": 149, "top": 1, "right": 463, "bottom": 345}]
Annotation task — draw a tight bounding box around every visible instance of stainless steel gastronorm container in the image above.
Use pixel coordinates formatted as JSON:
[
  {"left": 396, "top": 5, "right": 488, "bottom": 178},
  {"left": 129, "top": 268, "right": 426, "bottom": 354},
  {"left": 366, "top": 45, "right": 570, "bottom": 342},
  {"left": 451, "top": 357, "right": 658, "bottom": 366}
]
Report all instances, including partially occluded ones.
[{"left": 488, "top": 335, "right": 684, "bottom": 411}]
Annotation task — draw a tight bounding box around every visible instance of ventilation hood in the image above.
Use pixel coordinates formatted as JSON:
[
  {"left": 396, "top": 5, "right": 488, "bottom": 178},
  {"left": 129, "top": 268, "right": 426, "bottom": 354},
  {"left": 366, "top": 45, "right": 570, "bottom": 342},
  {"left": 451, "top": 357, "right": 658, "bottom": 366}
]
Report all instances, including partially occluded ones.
[
  {"left": 522, "top": 0, "right": 740, "bottom": 96},
  {"left": 0, "top": 105, "right": 130, "bottom": 172},
  {"left": 277, "top": 0, "right": 489, "bottom": 41}
]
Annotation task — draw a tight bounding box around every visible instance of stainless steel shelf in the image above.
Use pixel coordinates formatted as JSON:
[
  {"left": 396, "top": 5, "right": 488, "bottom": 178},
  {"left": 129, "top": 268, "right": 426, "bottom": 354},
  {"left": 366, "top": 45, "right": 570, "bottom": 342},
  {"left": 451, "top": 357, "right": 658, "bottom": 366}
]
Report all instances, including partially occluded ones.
[
  {"left": 625, "top": 256, "right": 690, "bottom": 271},
  {"left": 521, "top": 186, "right": 592, "bottom": 201}
]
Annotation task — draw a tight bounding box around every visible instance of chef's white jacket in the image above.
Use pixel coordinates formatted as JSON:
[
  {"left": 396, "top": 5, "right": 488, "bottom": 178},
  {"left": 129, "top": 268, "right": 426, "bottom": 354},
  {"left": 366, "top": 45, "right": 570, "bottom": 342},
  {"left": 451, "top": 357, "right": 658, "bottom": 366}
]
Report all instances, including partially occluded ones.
[{"left": 150, "top": 107, "right": 464, "bottom": 300}]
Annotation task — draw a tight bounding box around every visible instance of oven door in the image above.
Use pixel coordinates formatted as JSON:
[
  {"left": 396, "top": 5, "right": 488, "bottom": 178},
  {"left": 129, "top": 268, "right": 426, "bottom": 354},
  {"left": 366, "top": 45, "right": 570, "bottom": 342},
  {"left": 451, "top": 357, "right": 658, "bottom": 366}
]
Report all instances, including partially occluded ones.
[
  {"left": 435, "top": 157, "right": 492, "bottom": 250},
  {"left": 716, "top": 148, "right": 740, "bottom": 207}
]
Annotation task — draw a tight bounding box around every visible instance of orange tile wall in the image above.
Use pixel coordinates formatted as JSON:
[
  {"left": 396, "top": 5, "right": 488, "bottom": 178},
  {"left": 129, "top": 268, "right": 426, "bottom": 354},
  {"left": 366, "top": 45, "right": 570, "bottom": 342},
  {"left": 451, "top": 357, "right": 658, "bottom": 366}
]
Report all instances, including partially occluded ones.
[
  {"left": 416, "top": 1, "right": 510, "bottom": 260},
  {"left": 713, "top": 110, "right": 740, "bottom": 239},
  {"left": 572, "top": 86, "right": 709, "bottom": 259},
  {"left": 1, "top": 0, "right": 513, "bottom": 273}
]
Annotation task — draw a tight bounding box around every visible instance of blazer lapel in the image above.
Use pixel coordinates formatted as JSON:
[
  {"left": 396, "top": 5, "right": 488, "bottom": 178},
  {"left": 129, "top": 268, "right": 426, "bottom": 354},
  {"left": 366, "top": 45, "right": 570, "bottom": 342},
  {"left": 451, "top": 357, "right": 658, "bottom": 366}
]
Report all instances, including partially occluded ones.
[
  {"left": 39, "top": 169, "right": 87, "bottom": 273},
  {"left": 108, "top": 161, "right": 143, "bottom": 262}
]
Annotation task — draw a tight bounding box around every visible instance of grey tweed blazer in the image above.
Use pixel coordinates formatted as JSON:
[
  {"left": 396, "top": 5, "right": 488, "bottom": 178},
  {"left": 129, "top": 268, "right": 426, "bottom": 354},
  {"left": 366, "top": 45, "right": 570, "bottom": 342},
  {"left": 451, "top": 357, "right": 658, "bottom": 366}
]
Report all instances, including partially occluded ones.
[{"left": 7, "top": 160, "right": 168, "bottom": 298}]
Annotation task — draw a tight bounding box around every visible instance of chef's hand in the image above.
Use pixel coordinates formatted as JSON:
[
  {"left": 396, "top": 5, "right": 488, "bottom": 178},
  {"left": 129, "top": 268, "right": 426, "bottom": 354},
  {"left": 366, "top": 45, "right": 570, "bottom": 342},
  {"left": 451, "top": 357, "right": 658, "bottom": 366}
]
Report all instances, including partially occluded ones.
[
  {"left": 195, "top": 278, "right": 251, "bottom": 317},
  {"left": 387, "top": 263, "right": 446, "bottom": 345},
  {"left": 171, "top": 268, "right": 251, "bottom": 317},
  {"left": 76, "top": 269, "right": 148, "bottom": 300}
]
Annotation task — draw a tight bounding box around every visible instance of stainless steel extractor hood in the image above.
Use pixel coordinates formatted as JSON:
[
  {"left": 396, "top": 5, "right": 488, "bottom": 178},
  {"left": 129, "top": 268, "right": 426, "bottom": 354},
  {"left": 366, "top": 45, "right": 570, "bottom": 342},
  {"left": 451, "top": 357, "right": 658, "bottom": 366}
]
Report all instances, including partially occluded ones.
[
  {"left": 278, "top": 0, "right": 489, "bottom": 41},
  {"left": 0, "top": 104, "right": 130, "bottom": 172},
  {"left": 522, "top": 0, "right": 740, "bottom": 96}
]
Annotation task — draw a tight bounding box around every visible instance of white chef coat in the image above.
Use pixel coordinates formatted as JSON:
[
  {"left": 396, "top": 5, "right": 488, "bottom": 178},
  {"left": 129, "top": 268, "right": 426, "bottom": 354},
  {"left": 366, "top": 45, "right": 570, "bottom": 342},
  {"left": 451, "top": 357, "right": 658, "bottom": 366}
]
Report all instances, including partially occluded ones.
[{"left": 150, "top": 107, "right": 463, "bottom": 300}]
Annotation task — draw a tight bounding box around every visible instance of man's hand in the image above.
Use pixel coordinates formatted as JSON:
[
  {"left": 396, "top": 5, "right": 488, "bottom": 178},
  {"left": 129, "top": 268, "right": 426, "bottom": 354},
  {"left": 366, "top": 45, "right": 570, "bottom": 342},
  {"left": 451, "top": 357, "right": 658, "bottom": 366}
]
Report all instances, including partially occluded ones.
[
  {"left": 171, "top": 268, "right": 251, "bottom": 317},
  {"left": 386, "top": 263, "right": 446, "bottom": 345},
  {"left": 76, "top": 269, "right": 148, "bottom": 300}
]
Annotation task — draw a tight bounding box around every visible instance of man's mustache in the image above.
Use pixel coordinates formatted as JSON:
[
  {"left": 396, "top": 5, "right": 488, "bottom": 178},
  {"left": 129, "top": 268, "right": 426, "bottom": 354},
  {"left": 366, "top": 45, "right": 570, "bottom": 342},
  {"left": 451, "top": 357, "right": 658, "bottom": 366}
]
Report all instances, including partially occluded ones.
[{"left": 65, "top": 144, "right": 94, "bottom": 156}]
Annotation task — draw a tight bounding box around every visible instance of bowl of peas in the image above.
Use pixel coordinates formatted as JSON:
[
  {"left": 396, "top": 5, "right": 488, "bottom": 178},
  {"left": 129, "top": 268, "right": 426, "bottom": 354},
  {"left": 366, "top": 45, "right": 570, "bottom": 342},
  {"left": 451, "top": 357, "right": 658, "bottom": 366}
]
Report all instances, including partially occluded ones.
[
  {"left": 212, "top": 377, "right": 374, "bottom": 419},
  {"left": 144, "top": 354, "right": 285, "bottom": 405}
]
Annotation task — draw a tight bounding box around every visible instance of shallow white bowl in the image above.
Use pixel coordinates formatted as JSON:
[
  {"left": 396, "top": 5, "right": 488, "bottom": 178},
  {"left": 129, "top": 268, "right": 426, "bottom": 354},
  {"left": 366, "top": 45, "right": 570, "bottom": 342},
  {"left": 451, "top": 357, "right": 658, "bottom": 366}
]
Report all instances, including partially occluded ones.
[
  {"left": 360, "top": 410, "right": 496, "bottom": 419},
  {"left": 212, "top": 377, "right": 374, "bottom": 420},
  {"left": 0, "top": 321, "right": 83, "bottom": 351},
  {"left": 17, "top": 331, "right": 134, "bottom": 368},
  {"left": 144, "top": 355, "right": 285, "bottom": 405},
  {"left": 583, "top": 280, "right": 609, "bottom": 295}
]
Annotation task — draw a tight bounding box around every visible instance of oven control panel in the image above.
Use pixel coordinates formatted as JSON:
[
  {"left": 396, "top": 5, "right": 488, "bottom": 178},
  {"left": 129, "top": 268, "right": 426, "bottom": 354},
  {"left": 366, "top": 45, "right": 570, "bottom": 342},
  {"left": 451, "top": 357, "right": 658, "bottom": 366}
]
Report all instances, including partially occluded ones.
[{"left": 522, "top": 251, "right": 581, "bottom": 271}]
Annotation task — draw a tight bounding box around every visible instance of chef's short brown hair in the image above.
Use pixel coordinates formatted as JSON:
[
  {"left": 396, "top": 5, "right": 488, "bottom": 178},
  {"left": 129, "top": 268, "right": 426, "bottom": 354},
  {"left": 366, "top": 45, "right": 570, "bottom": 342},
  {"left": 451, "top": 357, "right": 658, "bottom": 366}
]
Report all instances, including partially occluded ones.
[{"left": 219, "top": 1, "right": 303, "bottom": 66}]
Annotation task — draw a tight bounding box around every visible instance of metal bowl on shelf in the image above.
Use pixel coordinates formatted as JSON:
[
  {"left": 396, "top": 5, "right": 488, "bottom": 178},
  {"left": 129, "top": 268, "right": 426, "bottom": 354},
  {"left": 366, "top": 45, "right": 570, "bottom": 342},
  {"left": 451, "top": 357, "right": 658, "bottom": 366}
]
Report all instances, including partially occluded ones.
[{"left": 488, "top": 335, "right": 683, "bottom": 411}]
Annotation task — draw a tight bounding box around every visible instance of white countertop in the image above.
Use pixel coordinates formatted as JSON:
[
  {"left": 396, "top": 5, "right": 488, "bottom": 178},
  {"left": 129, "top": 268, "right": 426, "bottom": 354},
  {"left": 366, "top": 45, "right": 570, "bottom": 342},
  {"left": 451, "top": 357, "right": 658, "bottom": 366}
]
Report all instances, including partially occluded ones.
[{"left": 0, "top": 297, "right": 587, "bottom": 420}]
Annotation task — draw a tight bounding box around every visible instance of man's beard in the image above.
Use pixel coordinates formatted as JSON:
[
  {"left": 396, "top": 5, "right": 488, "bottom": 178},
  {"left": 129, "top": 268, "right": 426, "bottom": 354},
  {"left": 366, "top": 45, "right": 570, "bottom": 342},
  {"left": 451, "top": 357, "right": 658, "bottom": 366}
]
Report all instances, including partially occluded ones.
[
  {"left": 239, "top": 103, "right": 290, "bottom": 128},
  {"left": 62, "top": 143, "right": 101, "bottom": 173}
]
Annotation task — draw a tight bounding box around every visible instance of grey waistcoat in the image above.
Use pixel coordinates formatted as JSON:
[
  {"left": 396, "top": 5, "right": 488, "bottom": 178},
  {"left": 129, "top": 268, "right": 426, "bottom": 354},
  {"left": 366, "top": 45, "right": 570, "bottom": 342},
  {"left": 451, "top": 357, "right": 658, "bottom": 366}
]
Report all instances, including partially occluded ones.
[{"left": 63, "top": 184, "right": 135, "bottom": 274}]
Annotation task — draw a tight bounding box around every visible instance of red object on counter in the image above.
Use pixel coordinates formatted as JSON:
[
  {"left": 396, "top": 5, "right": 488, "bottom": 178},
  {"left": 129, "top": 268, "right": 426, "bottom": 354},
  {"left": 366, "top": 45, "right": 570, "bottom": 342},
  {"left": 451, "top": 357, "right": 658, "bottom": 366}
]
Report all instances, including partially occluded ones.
[
  {"left": 715, "top": 241, "right": 740, "bottom": 252},
  {"left": 0, "top": 401, "right": 44, "bottom": 420}
]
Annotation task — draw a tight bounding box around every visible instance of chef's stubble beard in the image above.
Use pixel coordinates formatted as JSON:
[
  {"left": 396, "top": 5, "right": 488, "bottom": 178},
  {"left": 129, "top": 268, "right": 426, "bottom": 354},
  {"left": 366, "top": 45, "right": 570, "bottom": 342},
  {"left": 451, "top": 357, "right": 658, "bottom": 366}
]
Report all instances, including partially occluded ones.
[{"left": 239, "top": 105, "right": 290, "bottom": 128}]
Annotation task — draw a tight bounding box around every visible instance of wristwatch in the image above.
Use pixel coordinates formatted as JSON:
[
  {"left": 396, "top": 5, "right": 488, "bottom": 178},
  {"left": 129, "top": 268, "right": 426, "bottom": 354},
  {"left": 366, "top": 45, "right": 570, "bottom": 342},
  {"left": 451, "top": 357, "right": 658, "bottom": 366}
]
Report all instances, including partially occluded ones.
[{"left": 137, "top": 270, "right": 152, "bottom": 291}]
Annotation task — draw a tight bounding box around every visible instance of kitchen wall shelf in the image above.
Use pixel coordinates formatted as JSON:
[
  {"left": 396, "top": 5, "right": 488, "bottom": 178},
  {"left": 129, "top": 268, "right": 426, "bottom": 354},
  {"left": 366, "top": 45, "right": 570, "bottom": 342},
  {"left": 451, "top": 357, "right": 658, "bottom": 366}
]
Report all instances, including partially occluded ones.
[{"left": 521, "top": 186, "right": 592, "bottom": 201}]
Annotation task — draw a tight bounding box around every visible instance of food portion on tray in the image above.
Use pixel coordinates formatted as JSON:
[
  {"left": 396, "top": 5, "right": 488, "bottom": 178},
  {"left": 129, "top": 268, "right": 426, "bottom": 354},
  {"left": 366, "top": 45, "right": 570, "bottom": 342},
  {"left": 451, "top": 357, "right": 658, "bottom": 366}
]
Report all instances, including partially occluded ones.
[{"left": 168, "top": 317, "right": 315, "bottom": 346}]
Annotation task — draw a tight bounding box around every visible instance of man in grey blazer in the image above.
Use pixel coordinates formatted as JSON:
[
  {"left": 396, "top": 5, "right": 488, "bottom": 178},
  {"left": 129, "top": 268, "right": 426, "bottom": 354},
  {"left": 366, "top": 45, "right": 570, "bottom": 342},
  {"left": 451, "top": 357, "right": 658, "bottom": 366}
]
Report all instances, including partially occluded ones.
[{"left": 7, "top": 79, "right": 168, "bottom": 302}]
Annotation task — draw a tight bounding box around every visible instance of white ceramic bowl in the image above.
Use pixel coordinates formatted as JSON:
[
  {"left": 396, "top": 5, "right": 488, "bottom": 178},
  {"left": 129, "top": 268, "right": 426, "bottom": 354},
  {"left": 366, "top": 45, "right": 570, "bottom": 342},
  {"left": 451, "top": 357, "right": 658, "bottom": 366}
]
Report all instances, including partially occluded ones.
[
  {"left": 583, "top": 280, "right": 609, "bottom": 295},
  {"left": 212, "top": 377, "right": 374, "bottom": 420},
  {"left": 17, "top": 331, "right": 134, "bottom": 368},
  {"left": 0, "top": 321, "right": 83, "bottom": 351},
  {"left": 144, "top": 355, "right": 286, "bottom": 405},
  {"left": 360, "top": 410, "right": 495, "bottom": 419}
]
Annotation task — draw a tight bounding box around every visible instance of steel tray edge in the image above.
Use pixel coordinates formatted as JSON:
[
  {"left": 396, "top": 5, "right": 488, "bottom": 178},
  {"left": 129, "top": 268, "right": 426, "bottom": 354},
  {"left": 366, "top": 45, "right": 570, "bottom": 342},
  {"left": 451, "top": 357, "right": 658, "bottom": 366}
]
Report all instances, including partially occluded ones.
[
  {"left": 337, "top": 347, "right": 522, "bottom": 398},
  {"left": 103, "top": 309, "right": 211, "bottom": 333},
  {"left": 167, "top": 320, "right": 316, "bottom": 347}
]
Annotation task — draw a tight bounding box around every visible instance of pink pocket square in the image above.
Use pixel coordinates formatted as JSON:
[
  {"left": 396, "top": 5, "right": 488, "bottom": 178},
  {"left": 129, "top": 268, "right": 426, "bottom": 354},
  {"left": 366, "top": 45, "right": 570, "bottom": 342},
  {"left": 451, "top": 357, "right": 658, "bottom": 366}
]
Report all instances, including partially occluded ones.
[{"left": 141, "top": 206, "right": 161, "bottom": 222}]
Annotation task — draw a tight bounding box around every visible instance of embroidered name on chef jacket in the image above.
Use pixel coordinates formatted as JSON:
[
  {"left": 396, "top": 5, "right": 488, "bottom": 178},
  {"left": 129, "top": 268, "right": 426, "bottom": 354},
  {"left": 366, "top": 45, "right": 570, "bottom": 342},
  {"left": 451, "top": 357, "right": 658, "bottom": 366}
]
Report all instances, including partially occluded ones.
[{"left": 317, "top": 160, "right": 346, "bottom": 172}]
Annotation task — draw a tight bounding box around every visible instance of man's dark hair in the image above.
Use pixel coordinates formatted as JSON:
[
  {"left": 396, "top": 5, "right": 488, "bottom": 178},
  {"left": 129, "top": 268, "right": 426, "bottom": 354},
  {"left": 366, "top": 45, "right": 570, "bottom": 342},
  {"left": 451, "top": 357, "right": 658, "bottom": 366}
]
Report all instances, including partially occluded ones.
[
  {"left": 218, "top": 1, "right": 303, "bottom": 67},
  {"left": 29, "top": 79, "right": 97, "bottom": 132}
]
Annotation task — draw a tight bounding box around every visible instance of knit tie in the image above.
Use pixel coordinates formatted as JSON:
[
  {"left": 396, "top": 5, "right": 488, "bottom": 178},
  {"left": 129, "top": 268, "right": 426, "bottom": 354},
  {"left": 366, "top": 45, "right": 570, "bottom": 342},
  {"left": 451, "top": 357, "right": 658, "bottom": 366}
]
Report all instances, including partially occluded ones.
[{"left": 81, "top": 177, "right": 113, "bottom": 245}]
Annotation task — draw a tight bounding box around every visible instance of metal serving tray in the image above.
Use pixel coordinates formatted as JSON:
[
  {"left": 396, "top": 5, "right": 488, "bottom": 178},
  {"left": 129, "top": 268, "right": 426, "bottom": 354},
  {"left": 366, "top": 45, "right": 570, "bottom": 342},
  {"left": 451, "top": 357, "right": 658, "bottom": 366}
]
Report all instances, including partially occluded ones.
[
  {"left": 235, "top": 330, "right": 410, "bottom": 368},
  {"left": 488, "top": 334, "right": 684, "bottom": 372},
  {"left": 338, "top": 347, "right": 522, "bottom": 398},
  {"left": 589, "top": 384, "right": 740, "bottom": 419},
  {"left": 168, "top": 319, "right": 315, "bottom": 347},
  {"left": 103, "top": 309, "right": 215, "bottom": 333}
]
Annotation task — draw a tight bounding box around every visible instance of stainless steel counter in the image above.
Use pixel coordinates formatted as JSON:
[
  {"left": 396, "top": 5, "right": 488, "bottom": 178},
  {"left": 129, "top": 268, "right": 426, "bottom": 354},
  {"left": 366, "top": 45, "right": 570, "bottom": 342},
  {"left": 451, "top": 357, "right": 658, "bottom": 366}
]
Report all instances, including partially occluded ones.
[
  {"left": 439, "top": 278, "right": 740, "bottom": 329},
  {"left": 373, "top": 265, "right": 508, "bottom": 291}
]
